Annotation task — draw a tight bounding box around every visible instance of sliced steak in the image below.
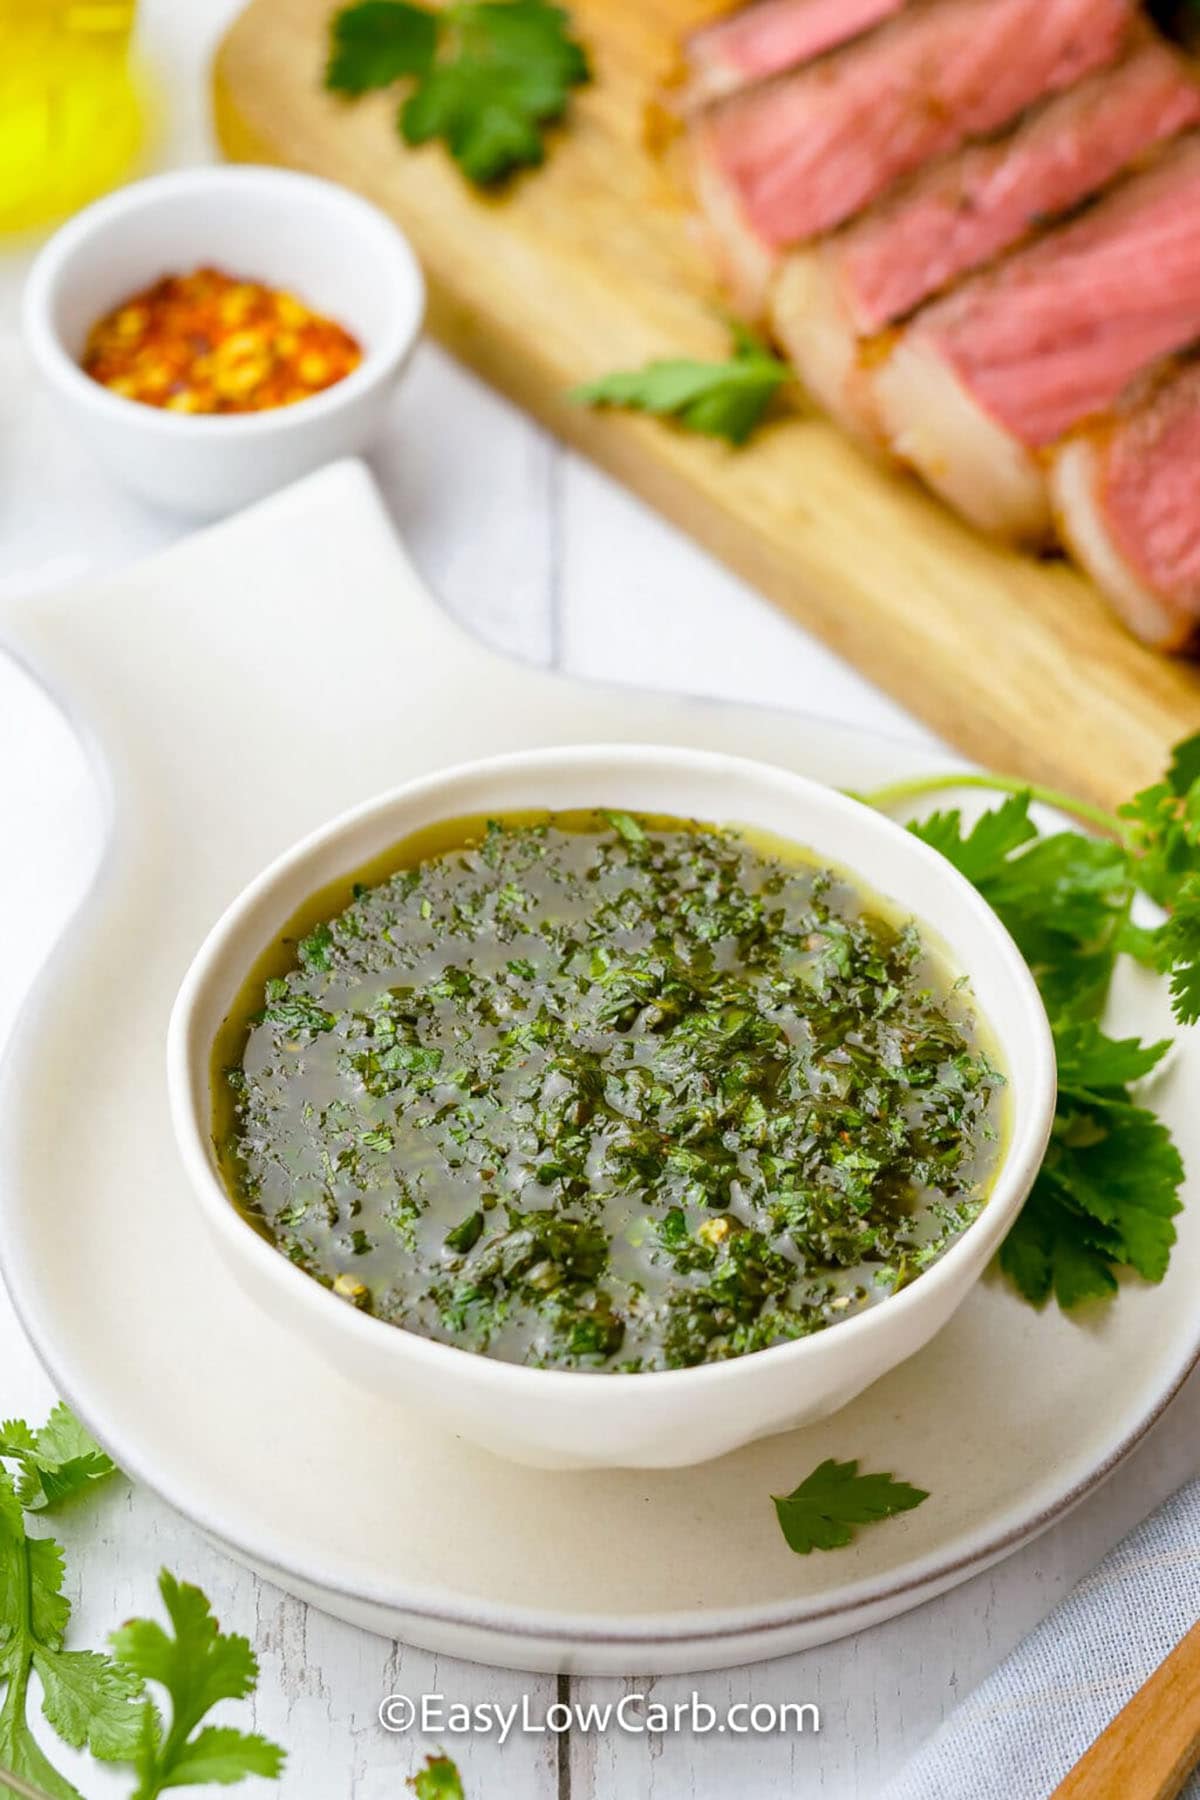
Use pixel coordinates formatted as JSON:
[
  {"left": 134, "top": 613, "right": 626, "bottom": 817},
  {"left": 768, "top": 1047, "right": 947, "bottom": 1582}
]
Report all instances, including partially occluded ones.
[
  {"left": 1053, "top": 355, "right": 1200, "bottom": 650},
  {"left": 873, "top": 135, "right": 1200, "bottom": 543},
  {"left": 679, "top": 0, "right": 907, "bottom": 109},
  {"left": 690, "top": 0, "right": 1134, "bottom": 314},
  {"left": 773, "top": 37, "right": 1200, "bottom": 438}
]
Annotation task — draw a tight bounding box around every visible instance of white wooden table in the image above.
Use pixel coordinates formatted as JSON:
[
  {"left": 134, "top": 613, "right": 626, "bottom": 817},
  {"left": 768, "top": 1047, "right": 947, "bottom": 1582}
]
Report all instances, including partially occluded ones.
[{"left": 1, "top": 6, "right": 1196, "bottom": 1795}]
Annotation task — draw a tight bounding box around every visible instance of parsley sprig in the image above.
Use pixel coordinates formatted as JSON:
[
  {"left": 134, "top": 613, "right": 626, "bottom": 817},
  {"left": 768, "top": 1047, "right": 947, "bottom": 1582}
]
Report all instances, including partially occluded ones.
[
  {"left": 111, "top": 1576, "right": 284, "bottom": 1800},
  {"left": 773, "top": 1458, "right": 928, "bottom": 1555},
  {"left": 409, "top": 1754, "right": 466, "bottom": 1799},
  {"left": 863, "top": 734, "right": 1200, "bottom": 1309},
  {"left": 572, "top": 324, "right": 790, "bottom": 445},
  {"left": 0, "top": 1409, "right": 283, "bottom": 1800},
  {"left": 326, "top": 0, "right": 590, "bottom": 186},
  {"left": 0, "top": 1421, "right": 141, "bottom": 1800}
]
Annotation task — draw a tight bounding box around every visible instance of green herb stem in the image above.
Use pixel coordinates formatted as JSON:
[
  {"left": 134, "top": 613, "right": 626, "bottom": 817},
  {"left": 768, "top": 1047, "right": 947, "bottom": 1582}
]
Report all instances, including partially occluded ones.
[
  {"left": 0, "top": 1540, "right": 35, "bottom": 1790},
  {"left": 0, "top": 1769, "right": 58, "bottom": 1800},
  {"left": 859, "top": 771, "right": 1121, "bottom": 838}
]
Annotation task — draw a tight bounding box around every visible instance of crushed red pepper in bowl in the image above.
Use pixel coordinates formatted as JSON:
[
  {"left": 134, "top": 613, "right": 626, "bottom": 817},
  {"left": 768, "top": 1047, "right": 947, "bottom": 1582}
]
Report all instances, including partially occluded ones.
[{"left": 81, "top": 266, "right": 363, "bottom": 415}]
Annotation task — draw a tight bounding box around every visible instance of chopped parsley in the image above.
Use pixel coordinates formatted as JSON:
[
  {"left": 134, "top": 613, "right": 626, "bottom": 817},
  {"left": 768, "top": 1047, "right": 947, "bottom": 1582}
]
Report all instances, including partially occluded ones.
[{"left": 216, "top": 812, "right": 1003, "bottom": 1371}]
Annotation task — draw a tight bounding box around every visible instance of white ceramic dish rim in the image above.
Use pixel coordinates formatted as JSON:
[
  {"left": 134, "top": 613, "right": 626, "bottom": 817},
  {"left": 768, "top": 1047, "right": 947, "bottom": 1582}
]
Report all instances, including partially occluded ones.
[
  {"left": 3, "top": 639, "right": 1194, "bottom": 1654},
  {"left": 166, "top": 741, "right": 1057, "bottom": 1418},
  {"left": 22, "top": 165, "right": 424, "bottom": 438}
]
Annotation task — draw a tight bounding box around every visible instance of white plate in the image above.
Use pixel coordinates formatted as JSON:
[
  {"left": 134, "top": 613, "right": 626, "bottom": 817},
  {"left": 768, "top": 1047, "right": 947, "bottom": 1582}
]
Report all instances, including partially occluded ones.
[{"left": 1, "top": 460, "right": 1196, "bottom": 1676}]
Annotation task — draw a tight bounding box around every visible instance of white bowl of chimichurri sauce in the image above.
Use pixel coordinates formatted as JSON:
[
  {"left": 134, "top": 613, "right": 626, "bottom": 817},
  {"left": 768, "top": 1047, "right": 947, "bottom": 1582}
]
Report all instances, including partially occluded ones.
[{"left": 167, "top": 744, "right": 1056, "bottom": 1469}]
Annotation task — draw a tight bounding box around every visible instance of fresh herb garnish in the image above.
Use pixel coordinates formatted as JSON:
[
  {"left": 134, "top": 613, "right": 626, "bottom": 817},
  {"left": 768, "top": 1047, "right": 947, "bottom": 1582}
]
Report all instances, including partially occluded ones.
[
  {"left": 326, "top": 0, "right": 590, "bottom": 186},
  {"left": 0, "top": 1412, "right": 141, "bottom": 1800},
  {"left": 571, "top": 324, "right": 789, "bottom": 445},
  {"left": 0, "top": 1477, "right": 142, "bottom": 1798},
  {"left": 772, "top": 1457, "right": 928, "bottom": 1555},
  {"left": 863, "top": 732, "right": 1200, "bottom": 1309},
  {"left": 223, "top": 814, "right": 1002, "bottom": 1372},
  {"left": 0, "top": 1406, "right": 284, "bottom": 1800},
  {"left": 0, "top": 1404, "right": 116, "bottom": 1513},
  {"left": 111, "top": 1574, "right": 285, "bottom": 1800},
  {"left": 409, "top": 1753, "right": 465, "bottom": 1799}
]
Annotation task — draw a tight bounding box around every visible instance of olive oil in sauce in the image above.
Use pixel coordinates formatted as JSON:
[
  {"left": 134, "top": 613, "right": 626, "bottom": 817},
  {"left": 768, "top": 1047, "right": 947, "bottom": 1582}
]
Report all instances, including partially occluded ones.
[{"left": 213, "top": 811, "right": 1006, "bottom": 1372}]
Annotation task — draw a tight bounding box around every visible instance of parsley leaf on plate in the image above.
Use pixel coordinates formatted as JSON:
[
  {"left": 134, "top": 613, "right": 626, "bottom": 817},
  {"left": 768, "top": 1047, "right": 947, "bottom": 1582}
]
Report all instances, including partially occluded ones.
[
  {"left": 910, "top": 790, "right": 1036, "bottom": 882},
  {"left": 772, "top": 1457, "right": 928, "bottom": 1555},
  {"left": 0, "top": 1465, "right": 144, "bottom": 1800},
  {"left": 865, "top": 732, "right": 1200, "bottom": 1314},
  {"left": 110, "top": 1571, "right": 285, "bottom": 1799},
  {"left": 1118, "top": 731, "right": 1200, "bottom": 908},
  {"left": 1001, "top": 1087, "right": 1184, "bottom": 1308},
  {"left": 409, "top": 1752, "right": 466, "bottom": 1798},
  {"left": 327, "top": 0, "right": 589, "bottom": 186},
  {"left": 910, "top": 801, "right": 1133, "bottom": 1018},
  {"left": 1052, "top": 1018, "right": 1172, "bottom": 1091},
  {"left": 571, "top": 324, "right": 790, "bottom": 446},
  {"left": 1151, "top": 872, "right": 1200, "bottom": 1026}
]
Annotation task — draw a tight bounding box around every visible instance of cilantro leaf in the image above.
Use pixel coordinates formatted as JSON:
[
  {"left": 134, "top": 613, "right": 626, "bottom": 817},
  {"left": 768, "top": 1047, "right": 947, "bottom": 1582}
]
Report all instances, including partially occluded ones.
[
  {"left": 772, "top": 1457, "right": 928, "bottom": 1555},
  {"left": 999, "top": 1018, "right": 1183, "bottom": 1307},
  {"left": 1151, "top": 872, "right": 1200, "bottom": 1026},
  {"left": 326, "top": 0, "right": 437, "bottom": 95},
  {"left": 0, "top": 1460, "right": 144, "bottom": 1800},
  {"left": 33, "top": 1648, "right": 146, "bottom": 1762},
  {"left": 1052, "top": 1019, "right": 1172, "bottom": 1091},
  {"left": 1118, "top": 739, "right": 1200, "bottom": 910},
  {"left": 909, "top": 792, "right": 1036, "bottom": 883},
  {"left": 110, "top": 1570, "right": 285, "bottom": 1798},
  {"left": 869, "top": 731, "right": 1200, "bottom": 1315},
  {"left": 998, "top": 1188, "right": 1118, "bottom": 1310},
  {"left": 571, "top": 324, "right": 789, "bottom": 446},
  {"left": 1041, "top": 1099, "right": 1183, "bottom": 1284},
  {"left": 158, "top": 1725, "right": 287, "bottom": 1787},
  {"left": 0, "top": 1402, "right": 116, "bottom": 1512},
  {"left": 1167, "top": 731, "right": 1200, "bottom": 797},
  {"left": 401, "top": 58, "right": 548, "bottom": 183},
  {"left": 327, "top": 0, "right": 589, "bottom": 186},
  {"left": 911, "top": 806, "right": 1133, "bottom": 1019},
  {"left": 409, "top": 1753, "right": 466, "bottom": 1799}
]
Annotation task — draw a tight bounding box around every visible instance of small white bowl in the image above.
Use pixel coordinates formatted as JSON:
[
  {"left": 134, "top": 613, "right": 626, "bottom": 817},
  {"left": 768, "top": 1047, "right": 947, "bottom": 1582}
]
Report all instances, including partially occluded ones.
[
  {"left": 23, "top": 165, "right": 424, "bottom": 517},
  {"left": 168, "top": 744, "right": 1056, "bottom": 1470}
]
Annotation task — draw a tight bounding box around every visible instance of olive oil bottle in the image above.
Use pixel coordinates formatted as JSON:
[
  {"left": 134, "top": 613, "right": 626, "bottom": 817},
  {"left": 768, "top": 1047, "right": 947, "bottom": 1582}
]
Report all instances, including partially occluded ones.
[{"left": 0, "top": 1, "right": 146, "bottom": 235}]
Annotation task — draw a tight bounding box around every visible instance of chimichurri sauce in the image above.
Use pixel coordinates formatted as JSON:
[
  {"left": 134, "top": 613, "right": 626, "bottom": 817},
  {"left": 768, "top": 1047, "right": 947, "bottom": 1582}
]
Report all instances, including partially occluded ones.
[{"left": 213, "top": 812, "right": 1005, "bottom": 1372}]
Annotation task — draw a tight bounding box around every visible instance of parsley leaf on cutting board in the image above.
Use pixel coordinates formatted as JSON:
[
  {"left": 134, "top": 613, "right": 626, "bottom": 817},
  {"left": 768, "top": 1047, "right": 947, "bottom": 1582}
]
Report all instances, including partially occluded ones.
[
  {"left": 773, "top": 1459, "right": 928, "bottom": 1555},
  {"left": 572, "top": 323, "right": 791, "bottom": 445},
  {"left": 326, "top": 0, "right": 590, "bottom": 186}
]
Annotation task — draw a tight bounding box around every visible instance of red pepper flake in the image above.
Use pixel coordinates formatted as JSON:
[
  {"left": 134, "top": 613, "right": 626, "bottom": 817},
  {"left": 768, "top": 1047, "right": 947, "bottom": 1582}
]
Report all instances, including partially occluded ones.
[{"left": 82, "top": 266, "right": 363, "bottom": 414}]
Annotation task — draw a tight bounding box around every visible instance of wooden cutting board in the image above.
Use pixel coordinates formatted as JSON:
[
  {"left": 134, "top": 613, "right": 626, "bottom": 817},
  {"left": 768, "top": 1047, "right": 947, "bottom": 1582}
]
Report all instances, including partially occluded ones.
[{"left": 213, "top": 0, "right": 1200, "bottom": 808}]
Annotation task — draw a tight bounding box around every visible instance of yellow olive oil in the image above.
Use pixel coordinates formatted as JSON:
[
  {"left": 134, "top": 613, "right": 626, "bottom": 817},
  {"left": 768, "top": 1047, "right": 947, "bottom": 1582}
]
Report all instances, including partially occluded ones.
[{"left": 0, "top": 1, "right": 147, "bottom": 235}]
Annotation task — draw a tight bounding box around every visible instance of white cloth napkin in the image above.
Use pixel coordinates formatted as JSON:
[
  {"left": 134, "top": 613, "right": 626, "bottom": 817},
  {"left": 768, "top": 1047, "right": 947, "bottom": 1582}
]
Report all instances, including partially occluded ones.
[{"left": 881, "top": 1478, "right": 1200, "bottom": 1799}]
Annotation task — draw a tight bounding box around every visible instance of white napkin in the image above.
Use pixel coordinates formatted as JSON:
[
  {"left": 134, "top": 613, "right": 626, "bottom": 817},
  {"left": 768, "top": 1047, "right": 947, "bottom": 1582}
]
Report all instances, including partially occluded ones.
[{"left": 881, "top": 1478, "right": 1200, "bottom": 1799}]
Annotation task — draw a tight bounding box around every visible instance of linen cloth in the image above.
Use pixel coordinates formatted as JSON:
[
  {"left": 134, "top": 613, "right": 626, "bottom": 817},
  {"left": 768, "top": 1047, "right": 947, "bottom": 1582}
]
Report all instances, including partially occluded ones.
[{"left": 881, "top": 1478, "right": 1200, "bottom": 1799}]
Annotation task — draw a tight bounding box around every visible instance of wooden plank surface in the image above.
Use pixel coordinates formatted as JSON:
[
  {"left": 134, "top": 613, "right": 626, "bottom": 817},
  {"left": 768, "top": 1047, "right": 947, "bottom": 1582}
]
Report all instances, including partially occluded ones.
[{"left": 212, "top": 0, "right": 1200, "bottom": 809}]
